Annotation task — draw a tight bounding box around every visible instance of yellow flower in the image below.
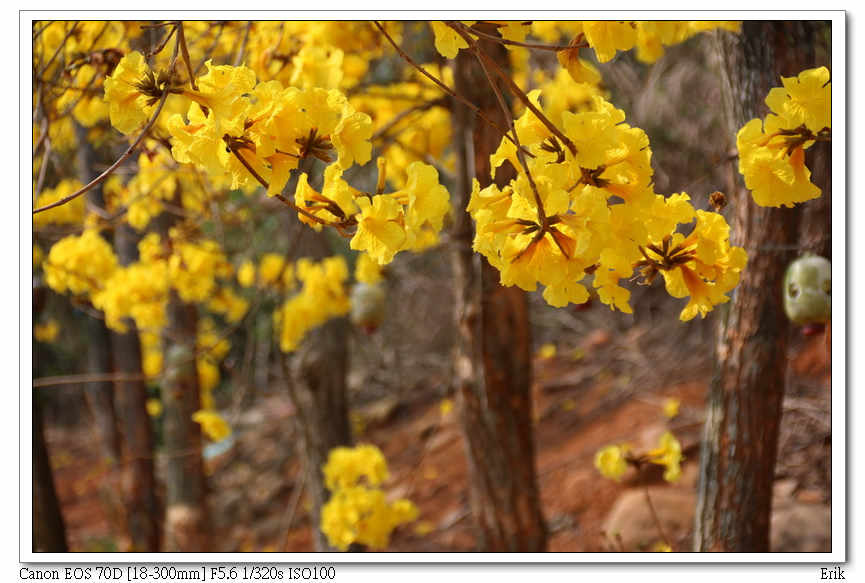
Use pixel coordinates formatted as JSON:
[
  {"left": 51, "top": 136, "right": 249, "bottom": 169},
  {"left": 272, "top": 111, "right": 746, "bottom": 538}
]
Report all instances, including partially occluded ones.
[
  {"left": 430, "top": 21, "right": 471, "bottom": 59},
  {"left": 439, "top": 398, "right": 454, "bottom": 418},
  {"left": 662, "top": 398, "right": 680, "bottom": 419},
  {"left": 34, "top": 320, "right": 60, "bottom": 343},
  {"left": 766, "top": 66, "right": 831, "bottom": 133},
  {"left": 647, "top": 431, "right": 683, "bottom": 483},
  {"left": 350, "top": 196, "right": 407, "bottom": 265},
  {"left": 103, "top": 51, "right": 177, "bottom": 134},
  {"left": 537, "top": 343, "right": 557, "bottom": 360},
  {"left": 146, "top": 398, "right": 163, "bottom": 418},
  {"left": 192, "top": 409, "right": 232, "bottom": 442},
  {"left": 582, "top": 21, "right": 637, "bottom": 63},
  {"left": 594, "top": 444, "right": 629, "bottom": 481},
  {"left": 237, "top": 260, "right": 256, "bottom": 288}
]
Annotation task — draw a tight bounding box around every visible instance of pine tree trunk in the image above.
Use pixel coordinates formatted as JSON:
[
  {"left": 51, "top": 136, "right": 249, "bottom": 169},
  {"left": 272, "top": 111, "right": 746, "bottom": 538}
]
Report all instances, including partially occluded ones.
[
  {"left": 112, "top": 222, "right": 160, "bottom": 552},
  {"left": 694, "top": 22, "right": 822, "bottom": 552},
  {"left": 451, "top": 23, "right": 547, "bottom": 552}
]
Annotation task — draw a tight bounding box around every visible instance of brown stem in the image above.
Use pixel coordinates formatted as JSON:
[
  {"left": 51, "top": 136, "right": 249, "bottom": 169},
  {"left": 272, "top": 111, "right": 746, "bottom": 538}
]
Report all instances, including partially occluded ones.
[
  {"left": 176, "top": 21, "right": 198, "bottom": 91},
  {"left": 644, "top": 485, "right": 672, "bottom": 550},
  {"left": 227, "top": 147, "right": 338, "bottom": 229},
  {"left": 462, "top": 23, "right": 584, "bottom": 52},
  {"left": 33, "top": 372, "right": 147, "bottom": 388},
  {"left": 373, "top": 20, "right": 530, "bottom": 157},
  {"left": 450, "top": 22, "right": 577, "bottom": 156},
  {"left": 457, "top": 24, "right": 547, "bottom": 227}
]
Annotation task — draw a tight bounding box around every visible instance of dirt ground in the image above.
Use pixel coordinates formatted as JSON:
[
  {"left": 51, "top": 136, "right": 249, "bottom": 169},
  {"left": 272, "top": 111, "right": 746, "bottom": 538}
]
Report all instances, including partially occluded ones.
[{"left": 43, "top": 282, "right": 832, "bottom": 553}]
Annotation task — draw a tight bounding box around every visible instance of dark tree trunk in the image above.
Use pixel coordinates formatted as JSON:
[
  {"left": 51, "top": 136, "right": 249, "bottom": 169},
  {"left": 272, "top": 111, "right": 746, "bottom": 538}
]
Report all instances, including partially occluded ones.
[
  {"left": 33, "top": 390, "right": 68, "bottom": 552},
  {"left": 694, "top": 21, "right": 823, "bottom": 552},
  {"left": 281, "top": 232, "right": 352, "bottom": 552},
  {"left": 451, "top": 23, "right": 547, "bottom": 552},
  {"left": 284, "top": 317, "right": 352, "bottom": 551},
  {"left": 112, "top": 222, "right": 160, "bottom": 552}
]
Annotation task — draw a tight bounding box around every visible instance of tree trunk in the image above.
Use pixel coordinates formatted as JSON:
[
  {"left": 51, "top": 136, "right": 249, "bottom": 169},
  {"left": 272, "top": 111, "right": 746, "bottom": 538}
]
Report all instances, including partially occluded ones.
[
  {"left": 694, "top": 21, "right": 822, "bottom": 552},
  {"left": 161, "top": 288, "right": 210, "bottom": 551},
  {"left": 284, "top": 317, "right": 352, "bottom": 551},
  {"left": 281, "top": 232, "right": 352, "bottom": 552},
  {"left": 451, "top": 23, "right": 547, "bottom": 552},
  {"left": 75, "top": 124, "right": 122, "bottom": 465},
  {"left": 112, "top": 221, "right": 160, "bottom": 552},
  {"left": 33, "top": 388, "right": 68, "bottom": 552}
]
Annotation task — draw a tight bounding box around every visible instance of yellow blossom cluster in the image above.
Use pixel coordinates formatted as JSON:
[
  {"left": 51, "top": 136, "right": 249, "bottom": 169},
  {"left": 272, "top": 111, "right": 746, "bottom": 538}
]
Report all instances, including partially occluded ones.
[
  {"left": 430, "top": 21, "right": 740, "bottom": 65},
  {"left": 33, "top": 180, "right": 86, "bottom": 227},
  {"left": 320, "top": 444, "right": 418, "bottom": 551},
  {"left": 737, "top": 67, "right": 830, "bottom": 207},
  {"left": 468, "top": 91, "right": 746, "bottom": 320},
  {"left": 43, "top": 229, "right": 118, "bottom": 296},
  {"left": 273, "top": 256, "right": 351, "bottom": 352}
]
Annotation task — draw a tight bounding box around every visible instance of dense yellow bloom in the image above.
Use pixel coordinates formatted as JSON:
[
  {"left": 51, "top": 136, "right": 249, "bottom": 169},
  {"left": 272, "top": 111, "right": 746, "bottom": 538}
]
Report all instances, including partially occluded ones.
[
  {"left": 323, "top": 444, "right": 389, "bottom": 491},
  {"left": 274, "top": 256, "right": 351, "bottom": 352},
  {"left": 321, "top": 444, "right": 417, "bottom": 551},
  {"left": 44, "top": 230, "right": 118, "bottom": 296},
  {"left": 33, "top": 180, "right": 86, "bottom": 227},
  {"left": 92, "top": 260, "right": 169, "bottom": 333},
  {"left": 737, "top": 67, "right": 829, "bottom": 208}
]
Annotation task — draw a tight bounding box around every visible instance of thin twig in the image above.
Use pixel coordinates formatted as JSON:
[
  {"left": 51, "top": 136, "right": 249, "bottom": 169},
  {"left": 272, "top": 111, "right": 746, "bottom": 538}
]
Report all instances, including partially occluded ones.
[
  {"left": 33, "top": 372, "right": 147, "bottom": 388},
  {"left": 233, "top": 21, "right": 253, "bottom": 67},
  {"left": 458, "top": 24, "right": 548, "bottom": 227},
  {"left": 373, "top": 20, "right": 530, "bottom": 157},
  {"left": 176, "top": 21, "right": 198, "bottom": 91},
  {"left": 450, "top": 22, "right": 577, "bottom": 156},
  {"left": 643, "top": 485, "right": 672, "bottom": 549},
  {"left": 462, "top": 23, "right": 582, "bottom": 52}
]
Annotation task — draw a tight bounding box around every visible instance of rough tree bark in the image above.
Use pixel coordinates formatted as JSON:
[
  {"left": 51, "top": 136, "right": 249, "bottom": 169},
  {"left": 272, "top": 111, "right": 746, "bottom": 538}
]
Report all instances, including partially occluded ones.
[
  {"left": 112, "top": 221, "right": 160, "bottom": 552},
  {"left": 159, "top": 202, "right": 210, "bottom": 552},
  {"left": 450, "top": 23, "right": 547, "bottom": 552},
  {"left": 694, "top": 21, "right": 824, "bottom": 552},
  {"left": 281, "top": 232, "right": 352, "bottom": 552}
]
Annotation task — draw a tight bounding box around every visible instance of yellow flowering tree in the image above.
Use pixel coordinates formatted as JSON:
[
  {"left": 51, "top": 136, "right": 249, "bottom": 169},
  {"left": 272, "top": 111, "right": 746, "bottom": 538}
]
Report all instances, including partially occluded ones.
[{"left": 32, "top": 19, "right": 831, "bottom": 554}]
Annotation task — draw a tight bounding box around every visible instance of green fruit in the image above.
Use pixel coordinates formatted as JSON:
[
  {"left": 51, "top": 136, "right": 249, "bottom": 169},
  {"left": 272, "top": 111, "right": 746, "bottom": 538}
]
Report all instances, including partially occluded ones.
[{"left": 783, "top": 255, "right": 831, "bottom": 325}]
